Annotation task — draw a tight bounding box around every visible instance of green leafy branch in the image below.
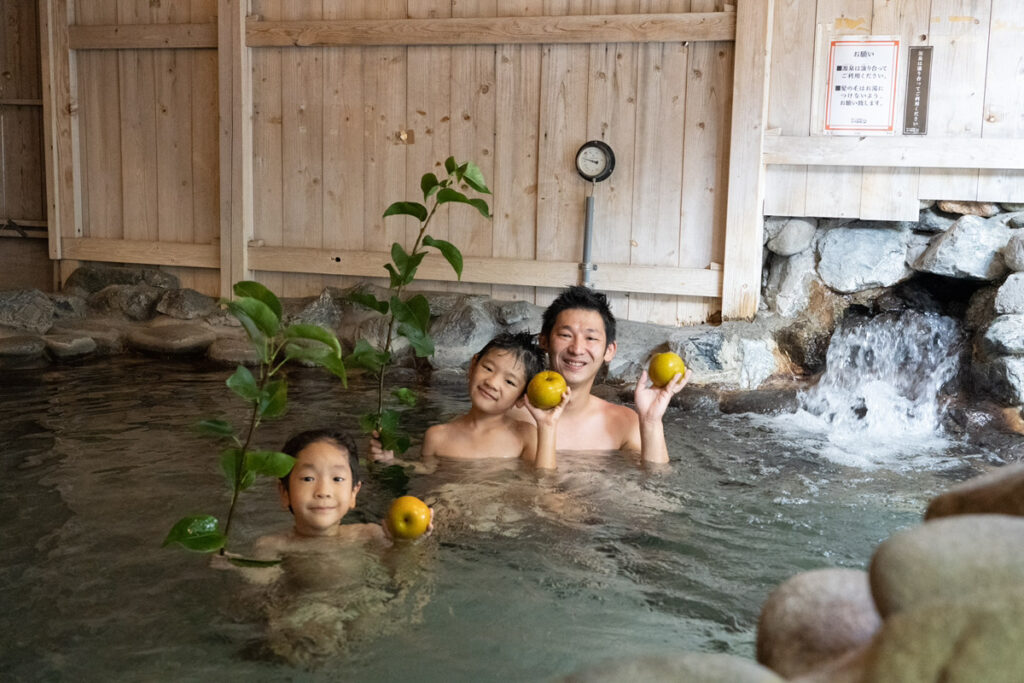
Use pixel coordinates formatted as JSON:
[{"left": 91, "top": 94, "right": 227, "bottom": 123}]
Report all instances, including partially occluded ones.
[
  {"left": 346, "top": 157, "right": 491, "bottom": 453},
  {"left": 163, "top": 281, "right": 347, "bottom": 556}
]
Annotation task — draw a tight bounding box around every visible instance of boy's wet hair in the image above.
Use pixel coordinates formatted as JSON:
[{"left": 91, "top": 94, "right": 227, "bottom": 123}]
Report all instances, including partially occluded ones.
[
  {"left": 278, "top": 429, "right": 361, "bottom": 490},
  {"left": 475, "top": 331, "right": 545, "bottom": 393},
  {"left": 540, "top": 285, "right": 617, "bottom": 345}
]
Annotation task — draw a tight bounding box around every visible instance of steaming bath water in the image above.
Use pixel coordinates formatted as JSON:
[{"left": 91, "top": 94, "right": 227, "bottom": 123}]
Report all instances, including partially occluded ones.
[{"left": 0, "top": 349, "right": 990, "bottom": 681}]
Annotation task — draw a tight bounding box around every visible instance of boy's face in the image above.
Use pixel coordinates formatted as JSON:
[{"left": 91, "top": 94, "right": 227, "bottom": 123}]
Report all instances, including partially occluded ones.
[
  {"left": 541, "top": 308, "right": 616, "bottom": 389},
  {"left": 468, "top": 348, "right": 528, "bottom": 415},
  {"left": 278, "top": 440, "right": 361, "bottom": 537}
]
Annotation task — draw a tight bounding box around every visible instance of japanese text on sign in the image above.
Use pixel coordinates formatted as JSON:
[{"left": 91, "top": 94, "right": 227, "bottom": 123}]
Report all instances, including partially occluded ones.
[{"left": 824, "top": 38, "right": 900, "bottom": 135}]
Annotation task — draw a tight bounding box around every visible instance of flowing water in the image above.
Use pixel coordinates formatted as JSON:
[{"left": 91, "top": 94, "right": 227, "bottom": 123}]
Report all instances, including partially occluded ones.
[{"left": 0, "top": 313, "right": 1001, "bottom": 681}]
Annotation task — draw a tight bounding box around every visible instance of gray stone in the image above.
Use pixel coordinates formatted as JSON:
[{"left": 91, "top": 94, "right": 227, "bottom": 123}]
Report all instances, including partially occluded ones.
[
  {"left": 719, "top": 388, "right": 800, "bottom": 415},
  {"left": 1002, "top": 203, "right": 1024, "bottom": 212},
  {"left": 739, "top": 337, "right": 778, "bottom": 389},
  {"left": 1001, "top": 231, "right": 1024, "bottom": 271},
  {"left": 155, "top": 288, "right": 217, "bottom": 320},
  {"left": 608, "top": 319, "right": 679, "bottom": 382},
  {"left": 766, "top": 217, "right": 817, "bottom": 256},
  {"left": 44, "top": 334, "right": 97, "bottom": 359},
  {"left": 912, "top": 215, "right": 1011, "bottom": 281},
  {"left": 287, "top": 288, "right": 342, "bottom": 330},
  {"left": 869, "top": 514, "right": 1024, "bottom": 617},
  {"left": 973, "top": 356, "right": 1024, "bottom": 404},
  {"left": 0, "top": 289, "right": 55, "bottom": 334},
  {"left": 1007, "top": 212, "right": 1024, "bottom": 229},
  {"left": 937, "top": 199, "right": 1002, "bottom": 217},
  {"left": 48, "top": 318, "right": 128, "bottom": 354},
  {"left": 926, "top": 462, "right": 1024, "bottom": 519},
  {"left": 88, "top": 284, "right": 163, "bottom": 321},
  {"left": 979, "top": 314, "right": 1024, "bottom": 357},
  {"left": 904, "top": 231, "right": 932, "bottom": 267},
  {"left": 965, "top": 286, "right": 997, "bottom": 331},
  {"left": 767, "top": 249, "right": 818, "bottom": 318},
  {"left": 0, "top": 334, "right": 46, "bottom": 357},
  {"left": 64, "top": 264, "right": 179, "bottom": 293},
  {"left": 429, "top": 298, "right": 497, "bottom": 369},
  {"left": 207, "top": 335, "right": 261, "bottom": 366},
  {"left": 858, "top": 589, "right": 1024, "bottom": 683},
  {"left": 50, "top": 293, "right": 88, "bottom": 321},
  {"left": 994, "top": 273, "right": 1024, "bottom": 314},
  {"left": 563, "top": 652, "right": 785, "bottom": 683},
  {"left": 915, "top": 206, "right": 956, "bottom": 233},
  {"left": 919, "top": 199, "right": 936, "bottom": 210},
  {"left": 486, "top": 298, "right": 543, "bottom": 330},
  {"left": 757, "top": 568, "right": 880, "bottom": 679},
  {"left": 817, "top": 226, "right": 911, "bottom": 293},
  {"left": 126, "top": 322, "right": 218, "bottom": 355},
  {"left": 669, "top": 319, "right": 788, "bottom": 388},
  {"left": 763, "top": 216, "right": 788, "bottom": 244}
]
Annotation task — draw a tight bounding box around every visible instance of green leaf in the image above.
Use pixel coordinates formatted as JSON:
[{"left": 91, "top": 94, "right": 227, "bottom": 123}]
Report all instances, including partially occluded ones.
[
  {"left": 460, "top": 161, "right": 491, "bottom": 194},
  {"left": 246, "top": 450, "right": 296, "bottom": 478},
  {"left": 392, "top": 387, "right": 417, "bottom": 406},
  {"left": 384, "top": 263, "right": 404, "bottom": 289},
  {"left": 258, "top": 379, "right": 288, "bottom": 419},
  {"left": 226, "top": 297, "right": 279, "bottom": 339},
  {"left": 194, "top": 419, "right": 235, "bottom": 439},
  {"left": 377, "top": 411, "right": 409, "bottom": 455},
  {"left": 375, "top": 464, "right": 411, "bottom": 496},
  {"left": 359, "top": 412, "right": 379, "bottom": 434},
  {"left": 420, "top": 172, "right": 440, "bottom": 201},
  {"left": 233, "top": 281, "right": 282, "bottom": 321},
  {"left": 226, "top": 365, "right": 259, "bottom": 402},
  {"left": 380, "top": 409, "right": 400, "bottom": 434},
  {"left": 423, "top": 235, "right": 464, "bottom": 280},
  {"left": 390, "top": 243, "right": 427, "bottom": 286},
  {"left": 163, "top": 515, "right": 226, "bottom": 552},
  {"left": 383, "top": 201, "right": 428, "bottom": 222},
  {"left": 284, "top": 324, "right": 342, "bottom": 358},
  {"left": 285, "top": 343, "right": 347, "bottom": 386},
  {"left": 436, "top": 188, "right": 491, "bottom": 218},
  {"left": 444, "top": 156, "right": 458, "bottom": 175},
  {"left": 347, "top": 290, "right": 389, "bottom": 315},
  {"left": 390, "top": 294, "right": 430, "bottom": 333},
  {"left": 346, "top": 339, "right": 389, "bottom": 375},
  {"left": 222, "top": 301, "right": 268, "bottom": 361},
  {"left": 220, "top": 447, "right": 255, "bottom": 490},
  {"left": 398, "top": 323, "right": 435, "bottom": 357},
  {"left": 466, "top": 197, "right": 491, "bottom": 218}
]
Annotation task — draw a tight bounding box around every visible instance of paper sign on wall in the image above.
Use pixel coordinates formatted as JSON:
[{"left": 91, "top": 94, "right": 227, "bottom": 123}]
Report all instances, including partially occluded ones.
[{"left": 824, "top": 37, "right": 900, "bottom": 135}]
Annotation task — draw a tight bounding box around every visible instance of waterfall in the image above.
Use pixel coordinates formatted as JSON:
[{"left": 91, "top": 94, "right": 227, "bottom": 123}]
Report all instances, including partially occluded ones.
[{"left": 787, "top": 310, "right": 964, "bottom": 467}]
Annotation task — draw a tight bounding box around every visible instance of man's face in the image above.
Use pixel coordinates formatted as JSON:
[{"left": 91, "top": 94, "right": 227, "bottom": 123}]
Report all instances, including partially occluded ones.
[{"left": 542, "top": 308, "right": 616, "bottom": 389}]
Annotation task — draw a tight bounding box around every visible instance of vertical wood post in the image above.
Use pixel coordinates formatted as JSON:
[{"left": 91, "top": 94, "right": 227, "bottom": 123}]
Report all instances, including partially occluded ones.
[
  {"left": 721, "top": 0, "right": 774, "bottom": 320},
  {"left": 218, "top": 0, "right": 253, "bottom": 296}
]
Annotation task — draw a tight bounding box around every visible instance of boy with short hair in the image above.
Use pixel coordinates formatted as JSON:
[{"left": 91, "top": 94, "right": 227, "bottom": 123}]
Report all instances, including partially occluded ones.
[{"left": 371, "top": 331, "right": 569, "bottom": 469}]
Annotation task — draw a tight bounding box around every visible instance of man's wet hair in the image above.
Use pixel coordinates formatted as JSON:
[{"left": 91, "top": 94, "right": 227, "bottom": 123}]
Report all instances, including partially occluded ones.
[
  {"left": 278, "top": 429, "right": 361, "bottom": 491},
  {"left": 540, "top": 285, "right": 617, "bottom": 345},
  {"left": 474, "top": 331, "right": 545, "bottom": 393}
]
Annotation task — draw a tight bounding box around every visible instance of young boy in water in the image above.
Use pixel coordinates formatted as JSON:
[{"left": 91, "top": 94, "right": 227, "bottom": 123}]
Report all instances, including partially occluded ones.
[{"left": 371, "top": 331, "right": 570, "bottom": 469}]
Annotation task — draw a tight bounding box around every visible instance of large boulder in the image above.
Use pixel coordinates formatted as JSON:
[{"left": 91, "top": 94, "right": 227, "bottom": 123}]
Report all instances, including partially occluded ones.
[
  {"left": 765, "top": 217, "right": 817, "bottom": 256},
  {"left": 869, "top": 514, "right": 1024, "bottom": 617},
  {"left": 816, "top": 225, "right": 912, "bottom": 293},
  {"left": 926, "top": 462, "right": 1024, "bottom": 519},
  {"left": 64, "top": 264, "right": 179, "bottom": 293},
  {"left": 155, "top": 288, "right": 218, "bottom": 320},
  {"left": 429, "top": 297, "right": 498, "bottom": 370},
  {"left": 912, "top": 214, "right": 1011, "bottom": 281},
  {"left": 978, "top": 314, "right": 1024, "bottom": 358},
  {"left": 88, "top": 284, "right": 163, "bottom": 321},
  {"left": 973, "top": 356, "right": 1024, "bottom": 404},
  {"left": 126, "top": 322, "right": 218, "bottom": 355},
  {"left": 756, "top": 568, "right": 880, "bottom": 678}
]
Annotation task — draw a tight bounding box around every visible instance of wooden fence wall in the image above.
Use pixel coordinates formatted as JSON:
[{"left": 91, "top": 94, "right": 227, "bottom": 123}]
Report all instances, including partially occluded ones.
[{"left": 34, "top": 1, "right": 1024, "bottom": 324}]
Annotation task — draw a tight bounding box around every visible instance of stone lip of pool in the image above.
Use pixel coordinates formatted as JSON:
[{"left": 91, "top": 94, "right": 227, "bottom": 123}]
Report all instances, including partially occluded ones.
[{"left": 0, "top": 356, "right": 985, "bottom": 681}]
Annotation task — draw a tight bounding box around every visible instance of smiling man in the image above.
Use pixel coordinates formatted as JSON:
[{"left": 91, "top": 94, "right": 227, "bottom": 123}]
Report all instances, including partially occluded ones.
[{"left": 512, "top": 286, "right": 689, "bottom": 464}]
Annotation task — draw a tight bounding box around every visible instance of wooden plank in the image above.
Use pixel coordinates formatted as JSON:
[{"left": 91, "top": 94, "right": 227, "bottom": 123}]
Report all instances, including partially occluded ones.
[
  {"left": 63, "top": 237, "right": 220, "bottom": 268},
  {"left": 40, "top": 0, "right": 77, "bottom": 259},
  {"left": 218, "top": 0, "right": 254, "bottom": 294},
  {"left": 117, "top": 3, "right": 158, "bottom": 243},
  {"left": 629, "top": 39, "right": 687, "bottom": 326},
  {"left": 190, "top": 0, "right": 221, "bottom": 295},
  {"left": 858, "top": 0, "right": 928, "bottom": 221},
  {"left": 279, "top": 0, "right": 324, "bottom": 297},
  {"left": 917, "top": 0, "right": 991, "bottom": 200},
  {"left": 492, "top": 0, "right": 543, "bottom": 304},
  {"left": 803, "top": 0, "right": 871, "bottom": 218},
  {"left": 449, "top": 0, "right": 498, "bottom": 296},
  {"left": 68, "top": 23, "right": 218, "bottom": 50},
  {"left": 763, "top": 135, "right": 1024, "bottom": 169},
  {"left": 721, "top": 0, "right": 773, "bottom": 321},
  {"left": 977, "top": 0, "right": 1024, "bottom": 201},
  {"left": 248, "top": 245, "right": 723, "bottom": 296},
  {"left": 763, "top": 0, "right": 815, "bottom": 216},
  {"left": 246, "top": 13, "right": 737, "bottom": 47}
]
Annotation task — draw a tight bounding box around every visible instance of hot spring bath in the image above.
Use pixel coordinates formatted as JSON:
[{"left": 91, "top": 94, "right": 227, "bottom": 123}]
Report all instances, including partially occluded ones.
[{"left": 0, "top": 355, "right": 996, "bottom": 680}]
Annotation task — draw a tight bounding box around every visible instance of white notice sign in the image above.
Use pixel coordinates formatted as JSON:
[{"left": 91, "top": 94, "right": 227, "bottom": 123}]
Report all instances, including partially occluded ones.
[{"left": 824, "top": 37, "right": 900, "bottom": 135}]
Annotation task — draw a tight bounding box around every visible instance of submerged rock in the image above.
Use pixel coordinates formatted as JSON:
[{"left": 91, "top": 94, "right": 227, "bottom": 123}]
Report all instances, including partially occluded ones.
[
  {"left": 926, "top": 462, "right": 1024, "bottom": 519},
  {"left": 563, "top": 652, "right": 784, "bottom": 683},
  {"left": 126, "top": 322, "right": 217, "bottom": 355},
  {"left": 44, "top": 333, "right": 97, "bottom": 359}
]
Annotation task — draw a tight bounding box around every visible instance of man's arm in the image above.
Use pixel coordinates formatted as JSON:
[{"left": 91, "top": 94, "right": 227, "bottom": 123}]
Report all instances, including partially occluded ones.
[{"left": 632, "top": 368, "right": 690, "bottom": 464}]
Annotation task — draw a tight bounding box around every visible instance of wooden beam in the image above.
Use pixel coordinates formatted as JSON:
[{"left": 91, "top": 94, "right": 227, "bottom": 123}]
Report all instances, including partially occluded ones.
[
  {"left": 763, "top": 135, "right": 1024, "bottom": 170},
  {"left": 247, "top": 247, "right": 723, "bottom": 298},
  {"left": 218, "top": 0, "right": 253, "bottom": 296},
  {"left": 721, "top": 0, "right": 774, "bottom": 321},
  {"left": 246, "top": 13, "right": 736, "bottom": 48},
  {"left": 68, "top": 23, "right": 217, "bottom": 50},
  {"left": 39, "top": 0, "right": 76, "bottom": 261},
  {"left": 62, "top": 238, "right": 220, "bottom": 268},
  {"left": 0, "top": 99, "right": 44, "bottom": 106}
]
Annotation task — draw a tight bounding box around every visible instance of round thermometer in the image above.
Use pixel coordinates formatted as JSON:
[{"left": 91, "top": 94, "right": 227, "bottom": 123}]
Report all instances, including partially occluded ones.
[{"left": 575, "top": 140, "right": 615, "bottom": 182}]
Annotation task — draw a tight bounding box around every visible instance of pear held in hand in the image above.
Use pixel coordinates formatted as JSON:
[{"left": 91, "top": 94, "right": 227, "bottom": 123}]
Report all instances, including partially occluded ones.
[
  {"left": 648, "top": 352, "right": 686, "bottom": 388},
  {"left": 527, "top": 371, "right": 567, "bottom": 410}
]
